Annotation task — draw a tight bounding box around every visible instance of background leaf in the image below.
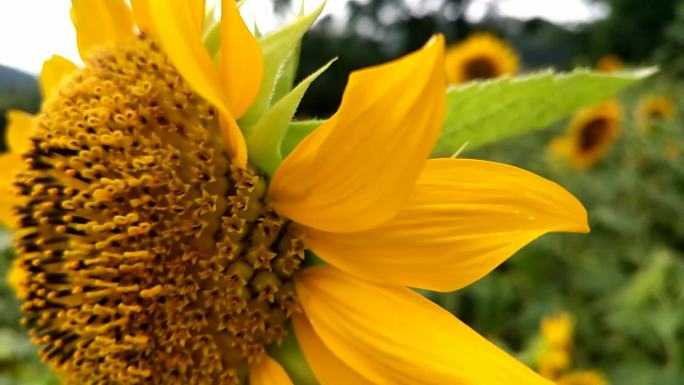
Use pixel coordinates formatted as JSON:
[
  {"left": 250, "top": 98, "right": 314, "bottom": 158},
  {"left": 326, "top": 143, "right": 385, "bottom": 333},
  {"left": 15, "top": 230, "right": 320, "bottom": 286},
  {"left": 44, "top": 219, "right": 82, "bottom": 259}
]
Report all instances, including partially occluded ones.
[{"left": 433, "top": 68, "right": 656, "bottom": 156}]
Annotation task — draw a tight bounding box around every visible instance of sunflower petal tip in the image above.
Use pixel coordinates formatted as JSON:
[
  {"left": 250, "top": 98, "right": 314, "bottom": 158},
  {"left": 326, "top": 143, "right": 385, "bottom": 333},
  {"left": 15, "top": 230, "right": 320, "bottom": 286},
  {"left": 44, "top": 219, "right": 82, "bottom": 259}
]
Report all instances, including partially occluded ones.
[
  {"left": 563, "top": 193, "right": 590, "bottom": 234},
  {"left": 424, "top": 34, "right": 445, "bottom": 58},
  {"left": 430, "top": 33, "right": 446, "bottom": 45}
]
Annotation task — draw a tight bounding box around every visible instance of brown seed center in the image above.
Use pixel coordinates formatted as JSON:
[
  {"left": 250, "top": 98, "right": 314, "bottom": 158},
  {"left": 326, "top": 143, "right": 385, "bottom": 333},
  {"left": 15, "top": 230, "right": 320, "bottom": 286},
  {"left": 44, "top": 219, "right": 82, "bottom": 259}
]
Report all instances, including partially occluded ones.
[
  {"left": 12, "top": 36, "right": 303, "bottom": 385},
  {"left": 463, "top": 56, "right": 498, "bottom": 80},
  {"left": 578, "top": 118, "right": 609, "bottom": 152}
]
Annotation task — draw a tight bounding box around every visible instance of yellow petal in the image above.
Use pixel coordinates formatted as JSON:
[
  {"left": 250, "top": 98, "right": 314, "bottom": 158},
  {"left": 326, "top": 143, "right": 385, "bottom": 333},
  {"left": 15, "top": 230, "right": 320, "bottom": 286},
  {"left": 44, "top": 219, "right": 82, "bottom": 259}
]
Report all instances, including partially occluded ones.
[
  {"left": 249, "top": 354, "right": 293, "bottom": 385},
  {"left": 0, "top": 153, "right": 23, "bottom": 228},
  {"left": 71, "top": 0, "right": 135, "bottom": 59},
  {"left": 268, "top": 35, "right": 446, "bottom": 233},
  {"left": 6, "top": 110, "right": 34, "bottom": 154},
  {"left": 146, "top": 0, "right": 247, "bottom": 166},
  {"left": 220, "top": 115, "right": 248, "bottom": 167},
  {"left": 296, "top": 266, "right": 554, "bottom": 385},
  {"left": 39, "top": 55, "right": 78, "bottom": 99},
  {"left": 130, "top": 0, "right": 154, "bottom": 33},
  {"left": 301, "top": 158, "right": 588, "bottom": 292},
  {"left": 220, "top": 0, "right": 264, "bottom": 118},
  {"left": 292, "top": 314, "right": 374, "bottom": 385},
  {"left": 191, "top": 0, "right": 206, "bottom": 34},
  {"left": 7, "top": 258, "right": 28, "bottom": 299}
]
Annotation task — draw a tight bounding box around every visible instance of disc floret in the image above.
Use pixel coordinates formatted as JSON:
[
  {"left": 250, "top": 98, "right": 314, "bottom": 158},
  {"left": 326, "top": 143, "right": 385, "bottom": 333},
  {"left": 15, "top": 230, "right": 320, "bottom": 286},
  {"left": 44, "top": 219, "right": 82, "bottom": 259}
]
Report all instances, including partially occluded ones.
[{"left": 12, "top": 36, "right": 304, "bottom": 385}]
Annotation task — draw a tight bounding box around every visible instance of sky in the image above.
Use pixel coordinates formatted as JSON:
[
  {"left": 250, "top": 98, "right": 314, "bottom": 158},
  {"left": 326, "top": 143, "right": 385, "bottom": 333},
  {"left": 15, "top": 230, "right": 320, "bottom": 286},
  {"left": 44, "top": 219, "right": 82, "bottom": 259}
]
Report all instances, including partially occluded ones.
[
  {"left": 0, "top": 0, "right": 607, "bottom": 74},
  {"left": 465, "top": 0, "right": 608, "bottom": 23}
]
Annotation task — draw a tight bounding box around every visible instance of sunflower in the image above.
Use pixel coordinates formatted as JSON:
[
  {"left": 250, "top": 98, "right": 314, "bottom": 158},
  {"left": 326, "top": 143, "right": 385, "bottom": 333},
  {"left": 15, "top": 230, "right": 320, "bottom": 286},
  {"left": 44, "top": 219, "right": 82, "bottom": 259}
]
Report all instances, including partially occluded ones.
[
  {"left": 537, "top": 312, "right": 574, "bottom": 379},
  {"left": 549, "top": 100, "right": 621, "bottom": 169},
  {"left": 541, "top": 312, "right": 574, "bottom": 351},
  {"left": 596, "top": 54, "right": 622, "bottom": 73},
  {"left": 445, "top": 33, "right": 519, "bottom": 85},
  {"left": 536, "top": 313, "right": 610, "bottom": 384},
  {"left": 557, "top": 371, "right": 609, "bottom": 385},
  {"left": 665, "top": 140, "right": 680, "bottom": 160},
  {"left": 4, "top": 1, "right": 589, "bottom": 384},
  {"left": 635, "top": 94, "right": 676, "bottom": 131}
]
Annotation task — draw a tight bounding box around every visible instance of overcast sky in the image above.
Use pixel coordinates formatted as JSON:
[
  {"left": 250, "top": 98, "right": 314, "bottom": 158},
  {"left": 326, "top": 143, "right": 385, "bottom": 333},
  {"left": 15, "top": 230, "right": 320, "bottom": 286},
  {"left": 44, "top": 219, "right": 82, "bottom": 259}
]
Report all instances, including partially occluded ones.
[{"left": 0, "top": 0, "right": 607, "bottom": 74}]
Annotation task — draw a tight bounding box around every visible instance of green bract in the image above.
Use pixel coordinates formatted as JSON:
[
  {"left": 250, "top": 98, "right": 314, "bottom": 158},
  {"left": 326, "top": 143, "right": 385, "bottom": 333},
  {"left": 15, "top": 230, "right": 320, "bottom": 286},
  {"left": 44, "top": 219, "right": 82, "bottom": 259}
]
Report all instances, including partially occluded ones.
[
  {"left": 240, "top": 2, "right": 326, "bottom": 130},
  {"left": 247, "top": 59, "right": 335, "bottom": 176}
]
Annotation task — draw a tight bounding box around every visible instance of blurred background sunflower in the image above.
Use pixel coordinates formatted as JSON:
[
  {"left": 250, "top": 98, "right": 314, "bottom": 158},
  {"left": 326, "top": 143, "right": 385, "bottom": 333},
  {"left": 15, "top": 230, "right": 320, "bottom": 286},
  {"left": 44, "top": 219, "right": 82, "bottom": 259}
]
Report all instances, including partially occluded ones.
[
  {"left": 635, "top": 94, "right": 676, "bottom": 131},
  {"left": 445, "top": 33, "right": 519, "bottom": 84},
  {"left": 549, "top": 99, "right": 622, "bottom": 169}
]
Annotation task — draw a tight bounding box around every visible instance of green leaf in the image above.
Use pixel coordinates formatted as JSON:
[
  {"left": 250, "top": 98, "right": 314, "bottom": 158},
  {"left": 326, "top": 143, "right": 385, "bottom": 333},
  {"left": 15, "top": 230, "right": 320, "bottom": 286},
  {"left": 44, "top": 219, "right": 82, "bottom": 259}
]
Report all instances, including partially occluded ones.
[
  {"left": 240, "top": 1, "right": 326, "bottom": 131},
  {"left": 434, "top": 67, "right": 657, "bottom": 155},
  {"left": 281, "top": 119, "right": 324, "bottom": 157},
  {"left": 247, "top": 60, "right": 335, "bottom": 177}
]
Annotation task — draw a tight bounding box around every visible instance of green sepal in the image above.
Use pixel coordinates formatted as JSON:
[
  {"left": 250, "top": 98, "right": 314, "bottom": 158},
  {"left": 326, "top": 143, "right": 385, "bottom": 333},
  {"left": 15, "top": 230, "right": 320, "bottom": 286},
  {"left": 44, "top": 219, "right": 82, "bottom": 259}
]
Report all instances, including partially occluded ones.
[
  {"left": 271, "top": 1, "right": 304, "bottom": 103},
  {"left": 272, "top": 42, "right": 301, "bottom": 104},
  {"left": 247, "top": 59, "right": 335, "bottom": 177},
  {"left": 281, "top": 119, "right": 323, "bottom": 157},
  {"left": 434, "top": 67, "right": 657, "bottom": 155},
  {"left": 240, "top": 1, "right": 326, "bottom": 131},
  {"left": 202, "top": 5, "right": 218, "bottom": 36},
  {"left": 253, "top": 19, "right": 263, "bottom": 39},
  {"left": 203, "top": 20, "right": 221, "bottom": 60}
]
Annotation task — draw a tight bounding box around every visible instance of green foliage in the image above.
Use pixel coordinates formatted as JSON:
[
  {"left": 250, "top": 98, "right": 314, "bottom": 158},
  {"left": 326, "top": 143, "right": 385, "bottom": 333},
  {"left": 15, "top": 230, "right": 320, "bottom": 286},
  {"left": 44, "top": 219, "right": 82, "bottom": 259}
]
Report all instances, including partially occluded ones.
[
  {"left": 240, "top": 2, "right": 325, "bottom": 130},
  {"left": 433, "top": 68, "right": 655, "bottom": 156},
  {"left": 430, "top": 75, "right": 684, "bottom": 385},
  {"left": 247, "top": 60, "right": 334, "bottom": 176},
  {"left": 281, "top": 119, "right": 322, "bottom": 157},
  {"left": 586, "top": 0, "right": 678, "bottom": 62}
]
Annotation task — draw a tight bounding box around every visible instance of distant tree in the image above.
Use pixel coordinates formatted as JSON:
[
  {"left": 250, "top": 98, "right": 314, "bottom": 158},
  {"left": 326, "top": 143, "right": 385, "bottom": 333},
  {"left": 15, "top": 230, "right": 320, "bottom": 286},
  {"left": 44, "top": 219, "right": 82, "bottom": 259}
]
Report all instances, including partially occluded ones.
[
  {"left": 584, "top": 0, "right": 677, "bottom": 62},
  {"left": 294, "top": 0, "right": 473, "bottom": 117}
]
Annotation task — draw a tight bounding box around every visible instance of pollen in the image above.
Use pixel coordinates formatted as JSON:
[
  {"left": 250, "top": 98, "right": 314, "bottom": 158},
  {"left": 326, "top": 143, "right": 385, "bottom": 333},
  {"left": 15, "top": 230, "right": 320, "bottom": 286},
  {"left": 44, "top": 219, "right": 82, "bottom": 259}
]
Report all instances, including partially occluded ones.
[{"left": 11, "top": 36, "right": 304, "bottom": 385}]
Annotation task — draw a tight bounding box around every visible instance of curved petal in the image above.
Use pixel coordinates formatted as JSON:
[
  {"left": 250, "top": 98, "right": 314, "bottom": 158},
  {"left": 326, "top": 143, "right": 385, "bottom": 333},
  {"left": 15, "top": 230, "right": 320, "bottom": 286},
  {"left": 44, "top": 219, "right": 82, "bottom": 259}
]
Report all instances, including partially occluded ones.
[
  {"left": 190, "top": 0, "right": 206, "bottom": 33},
  {"left": 146, "top": 0, "right": 247, "bottom": 166},
  {"left": 0, "top": 153, "right": 23, "bottom": 228},
  {"left": 268, "top": 35, "right": 446, "bottom": 233},
  {"left": 302, "top": 158, "right": 588, "bottom": 292},
  {"left": 249, "top": 354, "right": 293, "bottom": 385},
  {"left": 71, "top": 0, "right": 135, "bottom": 59},
  {"left": 292, "top": 314, "right": 374, "bottom": 385},
  {"left": 130, "top": 0, "right": 154, "bottom": 33},
  {"left": 6, "top": 110, "right": 34, "bottom": 154},
  {"left": 296, "top": 266, "right": 553, "bottom": 385},
  {"left": 220, "top": 0, "right": 264, "bottom": 118},
  {"left": 39, "top": 55, "right": 78, "bottom": 99}
]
